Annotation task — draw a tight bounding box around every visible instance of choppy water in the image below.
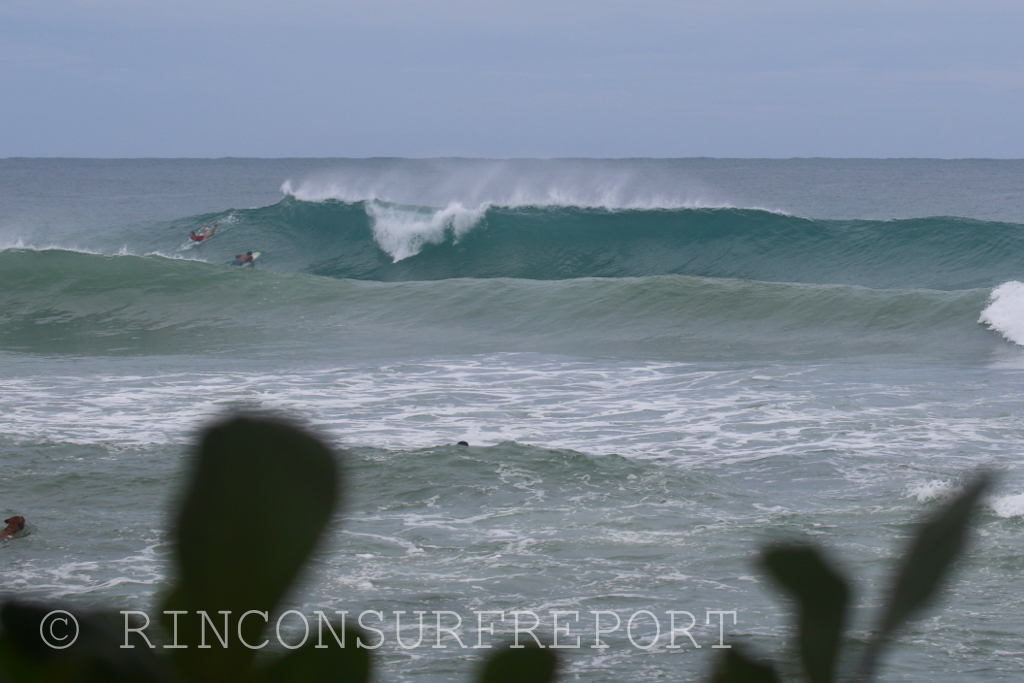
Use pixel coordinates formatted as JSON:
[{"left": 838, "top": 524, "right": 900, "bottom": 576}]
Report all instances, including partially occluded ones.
[{"left": 2, "top": 158, "right": 1024, "bottom": 681}]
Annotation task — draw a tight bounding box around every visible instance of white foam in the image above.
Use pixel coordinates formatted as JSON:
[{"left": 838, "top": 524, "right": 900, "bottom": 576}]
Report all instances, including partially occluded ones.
[
  {"left": 909, "top": 479, "right": 956, "bottom": 503},
  {"left": 988, "top": 493, "right": 1024, "bottom": 518},
  {"left": 910, "top": 479, "right": 1024, "bottom": 518},
  {"left": 2, "top": 356, "right": 1020, "bottom": 472},
  {"left": 979, "top": 281, "right": 1024, "bottom": 346},
  {"left": 366, "top": 201, "right": 486, "bottom": 261}
]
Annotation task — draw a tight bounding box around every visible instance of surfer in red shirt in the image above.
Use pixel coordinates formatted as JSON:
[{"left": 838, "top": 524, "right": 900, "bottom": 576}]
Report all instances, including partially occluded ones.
[
  {"left": 189, "top": 222, "right": 218, "bottom": 243},
  {"left": 1, "top": 516, "right": 25, "bottom": 540}
]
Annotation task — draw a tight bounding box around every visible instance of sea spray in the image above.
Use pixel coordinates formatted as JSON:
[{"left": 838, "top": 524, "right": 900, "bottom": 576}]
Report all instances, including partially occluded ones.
[{"left": 278, "top": 158, "right": 746, "bottom": 211}]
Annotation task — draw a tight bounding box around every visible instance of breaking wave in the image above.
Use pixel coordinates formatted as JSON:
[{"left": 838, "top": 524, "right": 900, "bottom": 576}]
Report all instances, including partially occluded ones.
[
  {"left": 979, "top": 281, "right": 1024, "bottom": 346},
  {"left": 50, "top": 197, "right": 1024, "bottom": 290}
]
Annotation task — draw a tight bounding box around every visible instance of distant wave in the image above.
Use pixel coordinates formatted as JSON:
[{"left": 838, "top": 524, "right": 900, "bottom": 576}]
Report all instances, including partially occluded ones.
[{"left": 0, "top": 248, "right": 1002, "bottom": 361}]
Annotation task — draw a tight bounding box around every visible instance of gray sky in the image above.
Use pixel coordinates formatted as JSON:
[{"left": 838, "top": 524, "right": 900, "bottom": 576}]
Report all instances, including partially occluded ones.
[{"left": 2, "top": 0, "right": 1023, "bottom": 158}]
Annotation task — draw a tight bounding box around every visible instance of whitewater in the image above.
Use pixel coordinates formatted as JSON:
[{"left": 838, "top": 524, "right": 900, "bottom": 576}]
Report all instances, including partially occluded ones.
[{"left": 2, "top": 158, "right": 1024, "bottom": 682}]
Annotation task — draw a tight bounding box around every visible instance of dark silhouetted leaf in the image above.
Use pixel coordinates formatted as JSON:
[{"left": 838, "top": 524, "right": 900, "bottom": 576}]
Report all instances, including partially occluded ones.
[
  {"left": 708, "top": 647, "right": 780, "bottom": 683},
  {"left": 861, "top": 473, "right": 990, "bottom": 679},
  {"left": 762, "top": 545, "right": 849, "bottom": 683},
  {"left": 0, "top": 601, "right": 171, "bottom": 683},
  {"left": 254, "top": 625, "right": 369, "bottom": 683},
  {"left": 160, "top": 416, "right": 339, "bottom": 682},
  {"left": 478, "top": 645, "right": 557, "bottom": 683},
  {"left": 0, "top": 634, "right": 40, "bottom": 683}
]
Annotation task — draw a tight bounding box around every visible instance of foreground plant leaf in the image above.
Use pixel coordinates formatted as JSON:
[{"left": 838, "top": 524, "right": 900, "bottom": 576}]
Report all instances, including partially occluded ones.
[
  {"left": 160, "top": 416, "right": 340, "bottom": 682},
  {"left": 0, "top": 602, "right": 171, "bottom": 683},
  {"left": 860, "top": 473, "right": 990, "bottom": 679},
  {"left": 708, "top": 647, "right": 780, "bottom": 683},
  {"left": 253, "top": 624, "right": 369, "bottom": 683},
  {"left": 478, "top": 645, "right": 557, "bottom": 683},
  {"left": 762, "top": 545, "right": 849, "bottom": 683}
]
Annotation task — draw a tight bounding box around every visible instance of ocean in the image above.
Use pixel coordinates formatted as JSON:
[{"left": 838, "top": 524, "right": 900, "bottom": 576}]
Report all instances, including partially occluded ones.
[{"left": 2, "top": 158, "right": 1023, "bottom": 681}]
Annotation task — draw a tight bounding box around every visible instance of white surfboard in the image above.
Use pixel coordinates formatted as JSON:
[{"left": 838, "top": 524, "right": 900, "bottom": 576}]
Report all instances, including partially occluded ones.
[{"left": 231, "top": 252, "right": 261, "bottom": 266}]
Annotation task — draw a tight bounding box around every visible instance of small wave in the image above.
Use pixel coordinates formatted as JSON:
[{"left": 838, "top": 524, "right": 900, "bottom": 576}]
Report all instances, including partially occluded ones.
[
  {"left": 979, "top": 281, "right": 1024, "bottom": 346},
  {"left": 0, "top": 241, "right": 107, "bottom": 256},
  {"left": 1, "top": 244, "right": 207, "bottom": 265}
]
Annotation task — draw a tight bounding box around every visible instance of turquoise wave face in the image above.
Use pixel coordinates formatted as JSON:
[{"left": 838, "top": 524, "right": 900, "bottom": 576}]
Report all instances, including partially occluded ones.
[
  {"left": 79, "top": 198, "right": 1024, "bottom": 290},
  {"left": 0, "top": 249, "right": 999, "bottom": 361}
]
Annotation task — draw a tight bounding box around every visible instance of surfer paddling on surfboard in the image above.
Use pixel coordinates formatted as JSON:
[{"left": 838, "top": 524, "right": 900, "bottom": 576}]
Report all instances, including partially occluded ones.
[
  {"left": 233, "top": 251, "right": 259, "bottom": 266},
  {"left": 189, "top": 222, "right": 218, "bottom": 243}
]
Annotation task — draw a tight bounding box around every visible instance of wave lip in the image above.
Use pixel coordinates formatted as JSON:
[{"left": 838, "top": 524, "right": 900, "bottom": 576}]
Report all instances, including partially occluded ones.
[
  {"left": 366, "top": 200, "right": 486, "bottom": 261},
  {"left": 979, "top": 281, "right": 1024, "bottom": 346}
]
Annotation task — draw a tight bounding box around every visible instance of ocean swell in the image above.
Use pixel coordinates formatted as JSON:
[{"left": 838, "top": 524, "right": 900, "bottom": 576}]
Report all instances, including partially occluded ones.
[{"left": 0, "top": 248, "right": 1001, "bottom": 361}]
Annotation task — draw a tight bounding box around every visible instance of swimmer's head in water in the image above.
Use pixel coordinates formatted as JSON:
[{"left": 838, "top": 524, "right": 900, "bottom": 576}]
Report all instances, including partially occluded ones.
[{"left": 457, "top": 441, "right": 469, "bottom": 446}]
